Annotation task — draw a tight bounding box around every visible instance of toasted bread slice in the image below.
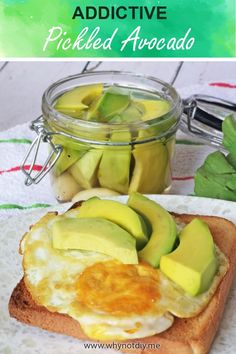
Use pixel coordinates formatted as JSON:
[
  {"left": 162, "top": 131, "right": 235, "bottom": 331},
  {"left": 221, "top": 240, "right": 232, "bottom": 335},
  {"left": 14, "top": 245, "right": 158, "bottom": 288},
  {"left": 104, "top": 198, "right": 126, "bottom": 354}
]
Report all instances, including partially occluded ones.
[{"left": 9, "top": 214, "right": 236, "bottom": 354}]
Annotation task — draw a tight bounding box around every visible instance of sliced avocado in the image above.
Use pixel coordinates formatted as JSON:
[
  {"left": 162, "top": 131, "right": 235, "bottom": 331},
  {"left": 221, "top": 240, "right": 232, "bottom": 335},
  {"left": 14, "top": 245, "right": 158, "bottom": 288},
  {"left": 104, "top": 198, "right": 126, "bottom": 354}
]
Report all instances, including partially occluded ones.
[
  {"left": 79, "top": 198, "right": 149, "bottom": 250},
  {"left": 135, "top": 99, "right": 170, "bottom": 121},
  {"left": 86, "top": 96, "right": 101, "bottom": 121},
  {"left": 95, "top": 91, "right": 130, "bottom": 121},
  {"left": 122, "top": 103, "right": 143, "bottom": 120},
  {"left": 53, "top": 147, "right": 86, "bottom": 177},
  {"left": 52, "top": 217, "right": 138, "bottom": 264},
  {"left": 129, "top": 134, "right": 168, "bottom": 194},
  {"left": 55, "top": 84, "right": 103, "bottom": 118},
  {"left": 222, "top": 114, "right": 236, "bottom": 153},
  {"left": 108, "top": 98, "right": 170, "bottom": 123},
  {"left": 164, "top": 137, "right": 176, "bottom": 187},
  {"left": 109, "top": 103, "right": 143, "bottom": 123},
  {"left": 108, "top": 115, "right": 124, "bottom": 124},
  {"left": 128, "top": 193, "right": 177, "bottom": 267},
  {"left": 160, "top": 218, "right": 218, "bottom": 296},
  {"left": 72, "top": 188, "right": 120, "bottom": 203},
  {"left": 98, "top": 131, "right": 131, "bottom": 194},
  {"left": 135, "top": 113, "right": 176, "bottom": 153},
  {"left": 69, "top": 149, "right": 103, "bottom": 189}
]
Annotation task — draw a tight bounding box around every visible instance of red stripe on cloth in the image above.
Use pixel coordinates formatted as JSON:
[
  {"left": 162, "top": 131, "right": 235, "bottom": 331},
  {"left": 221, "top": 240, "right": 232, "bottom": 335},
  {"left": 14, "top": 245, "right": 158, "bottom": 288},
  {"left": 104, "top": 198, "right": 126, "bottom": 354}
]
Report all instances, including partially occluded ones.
[
  {"left": 209, "top": 82, "right": 236, "bottom": 89},
  {"left": 0, "top": 164, "right": 43, "bottom": 175},
  {"left": 0, "top": 164, "right": 193, "bottom": 184},
  {"left": 172, "top": 176, "right": 194, "bottom": 181}
]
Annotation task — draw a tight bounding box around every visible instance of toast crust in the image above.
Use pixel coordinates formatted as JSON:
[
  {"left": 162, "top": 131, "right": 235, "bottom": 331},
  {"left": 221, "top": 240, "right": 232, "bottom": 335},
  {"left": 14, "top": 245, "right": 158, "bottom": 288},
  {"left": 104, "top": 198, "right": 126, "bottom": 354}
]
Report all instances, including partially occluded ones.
[{"left": 9, "top": 214, "right": 236, "bottom": 354}]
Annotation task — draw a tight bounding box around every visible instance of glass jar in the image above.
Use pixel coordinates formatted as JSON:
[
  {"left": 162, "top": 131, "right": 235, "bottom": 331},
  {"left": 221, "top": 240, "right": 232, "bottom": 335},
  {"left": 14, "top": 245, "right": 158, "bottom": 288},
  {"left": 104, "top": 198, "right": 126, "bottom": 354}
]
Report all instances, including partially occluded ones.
[{"left": 21, "top": 71, "right": 182, "bottom": 202}]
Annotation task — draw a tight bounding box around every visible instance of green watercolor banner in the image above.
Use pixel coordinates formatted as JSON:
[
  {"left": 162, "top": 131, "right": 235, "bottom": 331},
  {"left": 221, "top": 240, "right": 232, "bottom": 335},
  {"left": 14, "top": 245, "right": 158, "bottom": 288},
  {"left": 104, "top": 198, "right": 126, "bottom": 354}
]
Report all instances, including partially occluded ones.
[{"left": 0, "top": 0, "right": 235, "bottom": 57}]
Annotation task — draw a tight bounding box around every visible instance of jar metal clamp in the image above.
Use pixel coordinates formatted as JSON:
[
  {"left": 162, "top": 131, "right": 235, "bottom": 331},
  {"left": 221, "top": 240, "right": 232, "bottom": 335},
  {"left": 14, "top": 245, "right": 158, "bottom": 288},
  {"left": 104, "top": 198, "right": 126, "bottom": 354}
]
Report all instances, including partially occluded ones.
[
  {"left": 20, "top": 116, "right": 63, "bottom": 186},
  {"left": 181, "top": 94, "right": 236, "bottom": 148}
]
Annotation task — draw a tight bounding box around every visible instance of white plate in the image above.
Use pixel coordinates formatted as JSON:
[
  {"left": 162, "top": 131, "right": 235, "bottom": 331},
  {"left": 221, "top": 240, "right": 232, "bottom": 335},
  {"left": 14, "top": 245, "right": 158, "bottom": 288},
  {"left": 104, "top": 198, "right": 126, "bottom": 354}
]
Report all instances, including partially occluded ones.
[{"left": 1, "top": 195, "right": 236, "bottom": 354}]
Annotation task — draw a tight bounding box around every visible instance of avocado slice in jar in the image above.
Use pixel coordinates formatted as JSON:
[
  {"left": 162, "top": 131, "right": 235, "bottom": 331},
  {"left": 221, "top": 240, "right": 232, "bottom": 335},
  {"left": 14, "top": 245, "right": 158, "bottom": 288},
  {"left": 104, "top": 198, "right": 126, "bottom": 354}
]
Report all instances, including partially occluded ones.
[
  {"left": 135, "top": 99, "right": 171, "bottom": 121},
  {"left": 109, "top": 102, "right": 144, "bottom": 123},
  {"left": 129, "top": 129, "right": 169, "bottom": 194},
  {"left": 98, "top": 131, "right": 132, "bottom": 194},
  {"left": 69, "top": 149, "right": 103, "bottom": 190},
  {"left": 53, "top": 147, "right": 86, "bottom": 177},
  {"left": 87, "top": 87, "right": 131, "bottom": 122},
  {"left": 54, "top": 84, "right": 103, "bottom": 118}
]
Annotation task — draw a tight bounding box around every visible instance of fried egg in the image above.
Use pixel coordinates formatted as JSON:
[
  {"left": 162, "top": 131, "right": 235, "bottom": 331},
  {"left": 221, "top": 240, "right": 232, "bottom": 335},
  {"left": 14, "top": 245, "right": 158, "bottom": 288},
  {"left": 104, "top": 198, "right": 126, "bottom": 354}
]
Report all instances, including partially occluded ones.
[{"left": 20, "top": 210, "right": 229, "bottom": 341}]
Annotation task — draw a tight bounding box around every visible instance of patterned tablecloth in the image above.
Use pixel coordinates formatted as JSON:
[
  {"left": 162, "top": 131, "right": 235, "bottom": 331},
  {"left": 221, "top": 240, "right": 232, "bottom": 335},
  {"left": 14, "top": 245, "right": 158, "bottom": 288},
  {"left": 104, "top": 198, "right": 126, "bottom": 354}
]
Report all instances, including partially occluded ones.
[{"left": 0, "top": 81, "right": 235, "bottom": 220}]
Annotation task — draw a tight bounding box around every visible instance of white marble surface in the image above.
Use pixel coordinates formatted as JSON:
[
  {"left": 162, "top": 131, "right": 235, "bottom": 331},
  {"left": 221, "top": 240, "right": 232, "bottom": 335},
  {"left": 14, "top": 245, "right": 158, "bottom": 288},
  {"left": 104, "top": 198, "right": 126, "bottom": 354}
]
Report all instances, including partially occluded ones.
[
  {"left": 1, "top": 60, "right": 236, "bottom": 131},
  {"left": 0, "top": 195, "right": 236, "bottom": 354}
]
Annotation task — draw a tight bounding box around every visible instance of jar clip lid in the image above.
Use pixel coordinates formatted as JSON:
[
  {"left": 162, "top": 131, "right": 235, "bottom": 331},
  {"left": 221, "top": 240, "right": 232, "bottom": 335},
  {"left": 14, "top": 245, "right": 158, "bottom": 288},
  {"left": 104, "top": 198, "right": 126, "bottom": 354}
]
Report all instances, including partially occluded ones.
[
  {"left": 21, "top": 116, "right": 63, "bottom": 186},
  {"left": 181, "top": 94, "right": 236, "bottom": 148}
]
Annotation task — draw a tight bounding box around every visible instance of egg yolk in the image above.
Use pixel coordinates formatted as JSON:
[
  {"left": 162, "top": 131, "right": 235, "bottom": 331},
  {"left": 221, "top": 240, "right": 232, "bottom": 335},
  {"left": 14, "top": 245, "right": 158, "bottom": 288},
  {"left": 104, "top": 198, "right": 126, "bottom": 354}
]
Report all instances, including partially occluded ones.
[{"left": 77, "top": 261, "right": 160, "bottom": 315}]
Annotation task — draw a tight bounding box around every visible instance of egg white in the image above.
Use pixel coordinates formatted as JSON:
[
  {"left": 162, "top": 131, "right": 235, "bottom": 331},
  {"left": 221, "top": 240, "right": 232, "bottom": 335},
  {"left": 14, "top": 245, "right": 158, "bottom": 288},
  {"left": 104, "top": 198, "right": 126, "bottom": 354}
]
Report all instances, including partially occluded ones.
[{"left": 21, "top": 209, "right": 229, "bottom": 341}]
